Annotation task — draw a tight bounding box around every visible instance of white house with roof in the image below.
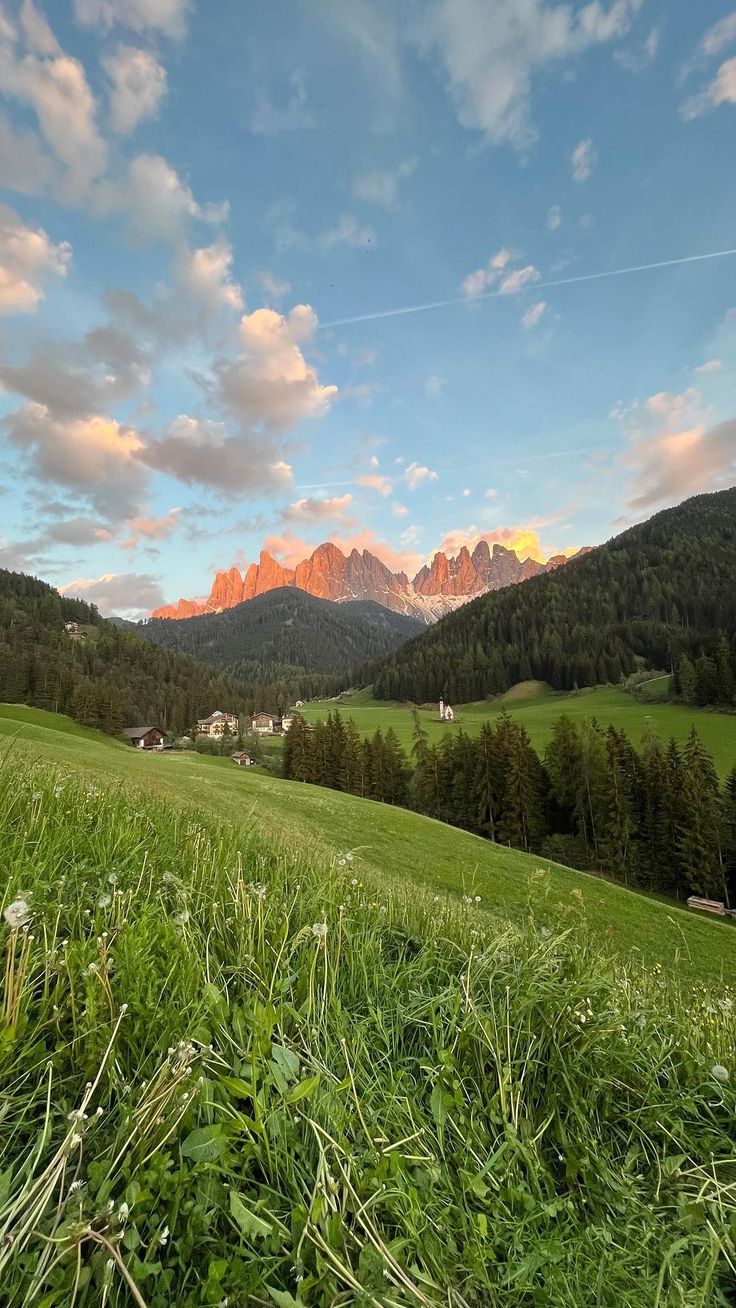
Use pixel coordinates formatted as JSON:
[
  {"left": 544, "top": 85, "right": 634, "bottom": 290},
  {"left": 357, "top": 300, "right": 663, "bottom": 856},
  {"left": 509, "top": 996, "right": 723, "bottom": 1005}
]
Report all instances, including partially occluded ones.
[{"left": 196, "top": 710, "right": 239, "bottom": 737}]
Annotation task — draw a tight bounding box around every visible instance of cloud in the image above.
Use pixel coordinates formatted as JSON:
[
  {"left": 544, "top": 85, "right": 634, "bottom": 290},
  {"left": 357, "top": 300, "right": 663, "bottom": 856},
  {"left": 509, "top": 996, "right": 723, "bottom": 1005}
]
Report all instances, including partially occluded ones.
[
  {"left": 462, "top": 247, "right": 541, "bottom": 299},
  {"left": 44, "top": 515, "right": 113, "bottom": 546},
  {"left": 0, "top": 112, "right": 54, "bottom": 194},
  {"left": 250, "top": 70, "right": 315, "bottom": 136},
  {"left": 327, "top": 528, "right": 423, "bottom": 575},
  {"left": 138, "top": 414, "right": 294, "bottom": 494},
  {"left": 74, "top": 0, "right": 190, "bottom": 39},
  {"left": 484, "top": 487, "right": 498, "bottom": 498},
  {"left": 0, "top": 202, "right": 71, "bottom": 314},
  {"left": 425, "top": 373, "right": 446, "bottom": 395},
  {"left": 60, "top": 571, "right": 166, "bottom": 619},
  {"left": 173, "top": 240, "right": 243, "bottom": 314},
  {"left": 614, "top": 25, "right": 659, "bottom": 72},
  {"left": 214, "top": 304, "right": 337, "bottom": 432},
  {"left": 618, "top": 387, "right": 736, "bottom": 511},
  {"left": 415, "top": 0, "right": 640, "bottom": 148},
  {"left": 546, "top": 204, "right": 561, "bottom": 230},
  {"left": 97, "top": 153, "right": 228, "bottom": 243},
  {"left": 319, "top": 213, "right": 376, "bottom": 251},
  {"left": 694, "top": 358, "right": 722, "bottom": 375},
  {"left": 681, "top": 58, "right": 736, "bottom": 120},
  {"left": 4, "top": 404, "right": 146, "bottom": 517},
  {"left": 391, "top": 501, "right": 409, "bottom": 516},
  {"left": 283, "top": 494, "right": 354, "bottom": 525},
  {"left": 0, "top": 2, "right": 107, "bottom": 198},
  {"left": 438, "top": 524, "right": 553, "bottom": 561},
  {"left": 571, "top": 137, "right": 596, "bottom": 182},
  {"left": 0, "top": 323, "right": 150, "bottom": 418},
  {"left": 521, "top": 299, "right": 546, "bottom": 329},
  {"left": 700, "top": 12, "right": 736, "bottom": 58},
  {"left": 103, "top": 44, "right": 167, "bottom": 134},
  {"left": 499, "top": 264, "right": 540, "bottom": 294},
  {"left": 356, "top": 473, "right": 393, "bottom": 496},
  {"left": 352, "top": 158, "right": 416, "bottom": 207},
  {"left": 258, "top": 271, "right": 291, "bottom": 304},
  {"left": 121, "top": 508, "right": 182, "bottom": 549},
  {"left": 403, "top": 461, "right": 438, "bottom": 490}
]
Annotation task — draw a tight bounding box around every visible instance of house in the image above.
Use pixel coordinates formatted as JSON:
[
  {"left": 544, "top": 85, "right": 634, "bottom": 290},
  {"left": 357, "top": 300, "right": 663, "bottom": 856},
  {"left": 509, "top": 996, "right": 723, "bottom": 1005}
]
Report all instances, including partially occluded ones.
[
  {"left": 280, "top": 714, "right": 294, "bottom": 733},
  {"left": 196, "top": 710, "right": 239, "bottom": 737},
  {"left": 439, "top": 699, "right": 454, "bottom": 723},
  {"left": 64, "top": 621, "right": 87, "bottom": 642},
  {"left": 231, "top": 751, "right": 255, "bottom": 767},
  {"left": 252, "top": 712, "right": 275, "bottom": 735},
  {"left": 122, "top": 726, "right": 165, "bottom": 750},
  {"left": 294, "top": 700, "right": 304, "bottom": 708}
]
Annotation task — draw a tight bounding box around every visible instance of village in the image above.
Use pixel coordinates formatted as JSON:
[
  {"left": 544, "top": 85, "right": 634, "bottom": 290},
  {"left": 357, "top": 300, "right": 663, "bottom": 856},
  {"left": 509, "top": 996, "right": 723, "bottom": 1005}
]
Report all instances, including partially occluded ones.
[{"left": 121, "top": 707, "right": 296, "bottom": 766}]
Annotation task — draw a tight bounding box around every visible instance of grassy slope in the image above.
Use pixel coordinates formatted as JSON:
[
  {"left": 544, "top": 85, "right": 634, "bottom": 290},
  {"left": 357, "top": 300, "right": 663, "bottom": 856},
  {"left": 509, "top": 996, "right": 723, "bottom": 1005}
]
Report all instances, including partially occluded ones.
[
  {"left": 300, "top": 679, "right": 736, "bottom": 777},
  {"left": 1, "top": 704, "right": 734, "bottom": 987}
]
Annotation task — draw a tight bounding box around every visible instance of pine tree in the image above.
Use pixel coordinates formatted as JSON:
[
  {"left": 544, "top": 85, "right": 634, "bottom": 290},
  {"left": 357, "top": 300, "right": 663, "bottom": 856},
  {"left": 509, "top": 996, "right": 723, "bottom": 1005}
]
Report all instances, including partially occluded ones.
[{"left": 678, "top": 728, "right": 723, "bottom": 898}]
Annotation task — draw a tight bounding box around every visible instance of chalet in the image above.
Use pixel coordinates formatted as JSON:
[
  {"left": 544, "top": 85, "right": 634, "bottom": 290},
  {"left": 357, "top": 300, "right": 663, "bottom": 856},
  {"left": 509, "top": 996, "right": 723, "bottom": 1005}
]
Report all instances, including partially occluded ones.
[
  {"left": 123, "top": 726, "right": 165, "bottom": 750},
  {"left": 294, "top": 700, "right": 304, "bottom": 708},
  {"left": 280, "top": 714, "right": 294, "bottom": 733},
  {"left": 196, "top": 710, "right": 239, "bottom": 738},
  {"left": 64, "top": 621, "right": 87, "bottom": 642},
  {"left": 231, "top": 751, "right": 255, "bottom": 767},
  {"left": 252, "top": 712, "right": 275, "bottom": 735}
]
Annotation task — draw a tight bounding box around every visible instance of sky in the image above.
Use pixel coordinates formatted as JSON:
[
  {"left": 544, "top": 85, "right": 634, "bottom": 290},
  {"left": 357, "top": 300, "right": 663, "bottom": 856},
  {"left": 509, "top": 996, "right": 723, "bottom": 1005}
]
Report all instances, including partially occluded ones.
[{"left": 1, "top": 0, "right": 735, "bottom": 618}]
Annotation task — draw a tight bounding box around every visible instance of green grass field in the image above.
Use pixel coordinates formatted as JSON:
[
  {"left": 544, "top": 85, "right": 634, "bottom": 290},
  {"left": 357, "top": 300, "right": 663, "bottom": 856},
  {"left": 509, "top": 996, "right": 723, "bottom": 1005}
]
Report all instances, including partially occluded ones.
[
  {"left": 1, "top": 706, "right": 735, "bottom": 1306},
  {"left": 1, "top": 704, "right": 734, "bottom": 988},
  {"left": 299, "top": 679, "right": 736, "bottom": 777}
]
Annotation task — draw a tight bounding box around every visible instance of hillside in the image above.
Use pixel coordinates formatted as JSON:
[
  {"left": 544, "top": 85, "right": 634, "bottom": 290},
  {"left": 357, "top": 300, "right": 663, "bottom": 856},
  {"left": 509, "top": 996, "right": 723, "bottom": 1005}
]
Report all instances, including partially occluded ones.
[
  {"left": 134, "top": 587, "right": 423, "bottom": 675},
  {"left": 373, "top": 488, "right": 736, "bottom": 707},
  {"left": 2, "top": 723, "right": 735, "bottom": 1306},
  {"left": 152, "top": 538, "right": 584, "bottom": 622},
  {"left": 0, "top": 568, "right": 256, "bottom": 736},
  {"left": 1, "top": 704, "right": 733, "bottom": 984}
]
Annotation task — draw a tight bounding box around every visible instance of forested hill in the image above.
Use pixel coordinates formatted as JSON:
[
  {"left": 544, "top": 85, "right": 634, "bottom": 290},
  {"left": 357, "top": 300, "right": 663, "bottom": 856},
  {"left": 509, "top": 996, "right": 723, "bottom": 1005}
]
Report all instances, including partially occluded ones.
[
  {"left": 373, "top": 487, "right": 736, "bottom": 706},
  {"left": 0, "top": 569, "right": 258, "bottom": 736},
  {"left": 133, "top": 587, "right": 424, "bottom": 675}
]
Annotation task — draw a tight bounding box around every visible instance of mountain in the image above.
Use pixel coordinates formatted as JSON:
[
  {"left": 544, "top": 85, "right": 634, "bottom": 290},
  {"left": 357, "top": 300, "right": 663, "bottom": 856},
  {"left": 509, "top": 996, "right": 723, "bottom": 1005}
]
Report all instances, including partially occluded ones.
[
  {"left": 372, "top": 488, "right": 736, "bottom": 707},
  {"left": 135, "top": 587, "right": 424, "bottom": 675},
  {"left": 152, "top": 539, "right": 586, "bottom": 623}
]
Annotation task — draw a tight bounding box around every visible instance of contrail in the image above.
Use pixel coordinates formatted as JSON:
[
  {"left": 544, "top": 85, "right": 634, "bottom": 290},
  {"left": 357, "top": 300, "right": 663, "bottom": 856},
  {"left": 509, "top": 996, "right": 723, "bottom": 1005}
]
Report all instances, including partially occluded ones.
[{"left": 321, "top": 246, "right": 736, "bottom": 329}]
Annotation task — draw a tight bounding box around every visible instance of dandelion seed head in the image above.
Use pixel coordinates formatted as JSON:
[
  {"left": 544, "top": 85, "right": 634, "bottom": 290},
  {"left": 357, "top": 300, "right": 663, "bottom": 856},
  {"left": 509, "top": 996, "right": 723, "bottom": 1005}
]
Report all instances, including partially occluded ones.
[
  {"left": 4, "top": 898, "right": 30, "bottom": 929},
  {"left": 311, "top": 922, "right": 328, "bottom": 939},
  {"left": 711, "top": 1064, "right": 729, "bottom": 1084}
]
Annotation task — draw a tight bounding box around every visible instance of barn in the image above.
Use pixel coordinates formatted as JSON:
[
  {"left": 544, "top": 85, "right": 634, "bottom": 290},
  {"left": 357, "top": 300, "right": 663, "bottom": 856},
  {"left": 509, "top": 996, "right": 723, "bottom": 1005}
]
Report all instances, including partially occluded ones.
[{"left": 122, "top": 726, "right": 165, "bottom": 750}]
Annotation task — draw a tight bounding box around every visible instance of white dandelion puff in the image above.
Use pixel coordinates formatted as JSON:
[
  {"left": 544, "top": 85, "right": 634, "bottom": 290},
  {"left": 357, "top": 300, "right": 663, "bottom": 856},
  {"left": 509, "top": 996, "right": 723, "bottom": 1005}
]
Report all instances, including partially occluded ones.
[
  {"left": 4, "top": 899, "right": 30, "bottom": 929},
  {"left": 711, "top": 1064, "right": 729, "bottom": 1084},
  {"left": 311, "top": 922, "right": 328, "bottom": 939}
]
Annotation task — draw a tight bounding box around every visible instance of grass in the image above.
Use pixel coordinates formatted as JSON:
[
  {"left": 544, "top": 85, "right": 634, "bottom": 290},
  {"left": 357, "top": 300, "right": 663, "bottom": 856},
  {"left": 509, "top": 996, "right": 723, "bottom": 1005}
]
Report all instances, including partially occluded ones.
[
  {"left": 1, "top": 749, "right": 735, "bottom": 1306},
  {"left": 299, "top": 681, "right": 736, "bottom": 778},
  {"left": 1, "top": 705, "right": 735, "bottom": 989}
]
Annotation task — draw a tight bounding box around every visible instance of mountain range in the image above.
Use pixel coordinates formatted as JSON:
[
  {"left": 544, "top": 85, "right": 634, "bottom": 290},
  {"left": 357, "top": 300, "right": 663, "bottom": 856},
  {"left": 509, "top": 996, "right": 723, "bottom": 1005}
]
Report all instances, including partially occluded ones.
[{"left": 153, "top": 539, "right": 589, "bottom": 623}]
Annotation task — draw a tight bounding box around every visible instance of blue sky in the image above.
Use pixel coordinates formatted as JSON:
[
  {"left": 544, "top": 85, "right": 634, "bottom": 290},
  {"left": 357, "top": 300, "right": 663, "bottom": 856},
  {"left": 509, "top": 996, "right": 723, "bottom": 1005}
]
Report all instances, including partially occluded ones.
[{"left": 1, "top": 0, "right": 735, "bottom": 616}]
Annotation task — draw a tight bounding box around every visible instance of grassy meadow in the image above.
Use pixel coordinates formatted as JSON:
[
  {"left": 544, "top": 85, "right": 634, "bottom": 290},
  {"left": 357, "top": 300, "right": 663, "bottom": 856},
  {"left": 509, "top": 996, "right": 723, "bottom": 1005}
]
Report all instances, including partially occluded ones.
[
  {"left": 1, "top": 704, "right": 735, "bottom": 987},
  {"left": 299, "top": 680, "right": 736, "bottom": 778},
  {"left": 1, "top": 726, "right": 736, "bottom": 1306}
]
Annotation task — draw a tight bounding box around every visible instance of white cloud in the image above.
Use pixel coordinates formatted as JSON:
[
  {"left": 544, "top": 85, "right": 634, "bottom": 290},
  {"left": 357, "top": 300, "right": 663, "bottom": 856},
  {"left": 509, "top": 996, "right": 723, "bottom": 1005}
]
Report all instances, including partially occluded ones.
[
  {"left": 484, "top": 487, "right": 498, "bottom": 499},
  {"left": 60, "top": 571, "right": 166, "bottom": 619},
  {"left": 0, "top": 112, "right": 54, "bottom": 194},
  {"left": 462, "top": 246, "right": 516, "bottom": 297},
  {"left": 682, "top": 57, "right": 736, "bottom": 120},
  {"left": 0, "top": 203, "right": 71, "bottom": 315},
  {"left": 462, "top": 487, "right": 471, "bottom": 497},
  {"left": 694, "top": 358, "right": 722, "bottom": 375},
  {"left": 546, "top": 204, "right": 562, "bottom": 230},
  {"left": 700, "top": 12, "right": 736, "bottom": 58},
  {"left": 521, "top": 299, "right": 546, "bottom": 329},
  {"left": 425, "top": 373, "right": 446, "bottom": 395},
  {"left": 356, "top": 473, "right": 393, "bottom": 496},
  {"left": 352, "top": 158, "right": 416, "bottom": 207},
  {"left": 391, "top": 501, "right": 409, "bottom": 516},
  {"left": 614, "top": 25, "right": 659, "bottom": 72},
  {"left": 617, "top": 386, "right": 736, "bottom": 511},
  {"left": 97, "top": 153, "right": 227, "bottom": 243},
  {"left": 103, "top": 44, "right": 167, "bottom": 134},
  {"left": 571, "top": 137, "right": 596, "bottom": 182},
  {"left": 250, "top": 70, "right": 315, "bottom": 136},
  {"left": 404, "top": 461, "right": 438, "bottom": 490},
  {"left": 0, "top": 2, "right": 107, "bottom": 198},
  {"left": 283, "top": 494, "right": 354, "bottom": 524},
  {"left": 258, "top": 271, "right": 291, "bottom": 304},
  {"left": 173, "top": 241, "right": 243, "bottom": 314},
  {"left": 214, "top": 304, "right": 337, "bottom": 432},
  {"left": 139, "top": 414, "right": 294, "bottom": 494},
  {"left": 74, "top": 0, "right": 190, "bottom": 39},
  {"left": 319, "top": 213, "right": 376, "bottom": 251},
  {"left": 499, "top": 264, "right": 540, "bottom": 295},
  {"left": 416, "top": 0, "right": 640, "bottom": 148}
]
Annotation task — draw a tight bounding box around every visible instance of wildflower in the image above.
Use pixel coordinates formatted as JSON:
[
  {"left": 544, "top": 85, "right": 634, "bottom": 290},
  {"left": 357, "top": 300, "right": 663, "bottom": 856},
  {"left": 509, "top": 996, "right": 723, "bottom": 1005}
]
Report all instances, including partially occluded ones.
[
  {"left": 32, "top": 791, "right": 42, "bottom": 800},
  {"left": 97, "top": 894, "right": 112, "bottom": 909},
  {"left": 338, "top": 858, "right": 347, "bottom": 866},
  {"left": 87, "top": 962, "right": 99, "bottom": 975},
  {"left": 474, "top": 895, "right": 481, "bottom": 904},
  {"left": 116, "top": 1202, "right": 129, "bottom": 1224},
  {"left": 311, "top": 922, "right": 328, "bottom": 939},
  {"left": 69, "top": 1180, "right": 86, "bottom": 1194},
  {"left": 351, "top": 878, "right": 358, "bottom": 886},
  {"left": 107, "top": 873, "right": 118, "bottom": 886},
  {"left": 346, "top": 852, "right": 353, "bottom": 861},
  {"left": 4, "top": 899, "right": 30, "bottom": 929},
  {"left": 158, "top": 1224, "right": 169, "bottom": 1246},
  {"left": 174, "top": 909, "right": 189, "bottom": 926},
  {"left": 711, "top": 1064, "right": 729, "bottom": 1084}
]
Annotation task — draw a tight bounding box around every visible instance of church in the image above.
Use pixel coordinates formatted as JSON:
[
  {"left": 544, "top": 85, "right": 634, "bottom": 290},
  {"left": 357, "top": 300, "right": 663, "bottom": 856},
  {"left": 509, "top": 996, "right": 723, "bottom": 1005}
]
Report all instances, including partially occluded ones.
[{"left": 439, "top": 699, "right": 454, "bottom": 723}]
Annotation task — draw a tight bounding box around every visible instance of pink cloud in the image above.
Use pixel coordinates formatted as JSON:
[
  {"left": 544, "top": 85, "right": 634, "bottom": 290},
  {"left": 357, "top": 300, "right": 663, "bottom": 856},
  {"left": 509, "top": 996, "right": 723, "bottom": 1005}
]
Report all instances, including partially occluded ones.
[{"left": 356, "top": 473, "right": 393, "bottom": 496}]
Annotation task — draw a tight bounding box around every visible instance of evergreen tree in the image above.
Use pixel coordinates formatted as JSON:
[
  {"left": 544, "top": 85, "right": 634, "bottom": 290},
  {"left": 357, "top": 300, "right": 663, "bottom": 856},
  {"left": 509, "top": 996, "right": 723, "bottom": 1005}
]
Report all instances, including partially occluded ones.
[{"left": 678, "top": 728, "right": 723, "bottom": 898}]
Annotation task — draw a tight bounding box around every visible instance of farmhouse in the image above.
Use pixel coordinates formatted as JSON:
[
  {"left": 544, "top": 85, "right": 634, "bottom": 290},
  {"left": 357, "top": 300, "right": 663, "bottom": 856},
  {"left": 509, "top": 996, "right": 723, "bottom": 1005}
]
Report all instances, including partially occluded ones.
[
  {"left": 251, "top": 712, "right": 275, "bottom": 735},
  {"left": 196, "top": 710, "right": 239, "bottom": 737},
  {"left": 231, "top": 751, "right": 255, "bottom": 767},
  {"left": 122, "top": 726, "right": 164, "bottom": 750}
]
